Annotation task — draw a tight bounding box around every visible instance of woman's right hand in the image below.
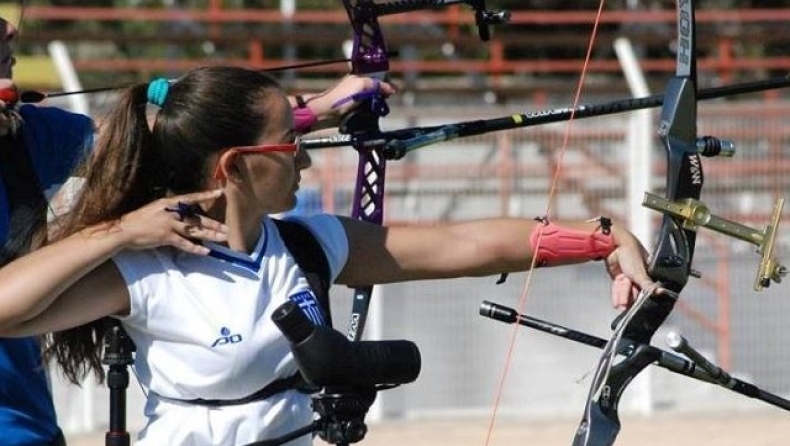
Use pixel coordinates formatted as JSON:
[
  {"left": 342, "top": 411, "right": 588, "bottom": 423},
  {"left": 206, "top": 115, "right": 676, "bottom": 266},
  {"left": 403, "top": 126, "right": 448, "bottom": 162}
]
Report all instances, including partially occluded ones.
[{"left": 116, "top": 189, "right": 228, "bottom": 255}]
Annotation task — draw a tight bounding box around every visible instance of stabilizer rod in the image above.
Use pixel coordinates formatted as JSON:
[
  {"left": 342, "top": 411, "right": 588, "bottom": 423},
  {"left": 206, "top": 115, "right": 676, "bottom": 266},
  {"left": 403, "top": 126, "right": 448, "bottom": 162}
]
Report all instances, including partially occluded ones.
[{"left": 479, "top": 300, "right": 790, "bottom": 411}]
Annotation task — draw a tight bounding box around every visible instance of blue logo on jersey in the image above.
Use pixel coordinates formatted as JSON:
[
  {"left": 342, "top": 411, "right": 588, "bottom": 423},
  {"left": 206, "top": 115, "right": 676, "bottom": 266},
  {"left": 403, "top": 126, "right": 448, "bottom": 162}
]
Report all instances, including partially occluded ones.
[
  {"left": 211, "top": 326, "right": 243, "bottom": 348},
  {"left": 289, "top": 291, "right": 326, "bottom": 326}
]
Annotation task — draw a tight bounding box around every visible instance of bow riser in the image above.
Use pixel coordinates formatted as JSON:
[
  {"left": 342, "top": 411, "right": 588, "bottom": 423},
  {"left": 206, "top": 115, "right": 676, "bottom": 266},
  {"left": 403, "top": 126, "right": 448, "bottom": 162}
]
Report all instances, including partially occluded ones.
[
  {"left": 649, "top": 76, "right": 702, "bottom": 295},
  {"left": 343, "top": 0, "right": 389, "bottom": 75},
  {"left": 339, "top": 0, "right": 507, "bottom": 341},
  {"left": 573, "top": 2, "right": 700, "bottom": 444},
  {"left": 340, "top": 0, "right": 390, "bottom": 342}
]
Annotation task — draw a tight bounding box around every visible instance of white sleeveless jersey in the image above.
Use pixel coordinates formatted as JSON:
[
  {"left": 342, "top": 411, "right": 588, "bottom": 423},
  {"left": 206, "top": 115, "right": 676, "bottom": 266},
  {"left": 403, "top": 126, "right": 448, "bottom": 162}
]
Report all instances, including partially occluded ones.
[{"left": 112, "top": 214, "right": 348, "bottom": 446}]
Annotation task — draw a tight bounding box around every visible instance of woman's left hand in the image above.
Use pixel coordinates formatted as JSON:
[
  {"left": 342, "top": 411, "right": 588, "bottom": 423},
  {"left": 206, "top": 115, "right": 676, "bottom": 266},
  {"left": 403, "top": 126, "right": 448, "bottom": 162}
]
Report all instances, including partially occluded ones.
[{"left": 603, "top": 227, "right": 662, "bottom": 310}]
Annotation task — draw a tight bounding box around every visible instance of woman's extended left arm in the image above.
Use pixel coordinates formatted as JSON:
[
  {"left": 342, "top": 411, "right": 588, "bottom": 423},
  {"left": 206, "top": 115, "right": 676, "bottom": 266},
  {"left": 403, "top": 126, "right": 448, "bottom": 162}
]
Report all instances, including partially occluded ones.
[{"left": 335, "top": 216, "right": 657, "bottom": 308}]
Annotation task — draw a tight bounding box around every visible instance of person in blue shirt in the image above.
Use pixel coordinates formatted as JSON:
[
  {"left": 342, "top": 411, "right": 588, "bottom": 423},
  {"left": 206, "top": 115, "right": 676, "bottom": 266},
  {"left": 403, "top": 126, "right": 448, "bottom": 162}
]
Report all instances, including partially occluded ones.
[{"left": 0, "top": 15, "right": 94, "bottom": 446}]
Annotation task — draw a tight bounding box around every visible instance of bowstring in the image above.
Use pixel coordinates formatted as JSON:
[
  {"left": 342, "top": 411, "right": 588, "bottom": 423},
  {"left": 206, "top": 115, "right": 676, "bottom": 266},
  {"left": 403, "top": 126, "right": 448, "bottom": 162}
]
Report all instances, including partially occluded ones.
[{"left": 482, "top": 2, "right": 608, "bottom": 445}]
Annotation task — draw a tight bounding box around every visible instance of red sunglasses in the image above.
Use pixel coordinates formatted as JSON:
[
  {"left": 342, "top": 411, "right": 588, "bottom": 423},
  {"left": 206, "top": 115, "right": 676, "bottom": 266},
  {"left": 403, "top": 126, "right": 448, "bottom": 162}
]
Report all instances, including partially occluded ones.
[{"left": 212, "top": 142, "right": 299, "bottom": 180}]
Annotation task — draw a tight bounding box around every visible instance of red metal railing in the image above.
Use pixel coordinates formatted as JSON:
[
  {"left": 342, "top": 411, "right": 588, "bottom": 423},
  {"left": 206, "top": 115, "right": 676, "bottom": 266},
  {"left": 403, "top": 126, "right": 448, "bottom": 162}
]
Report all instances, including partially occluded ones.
[{"left": 14, "top": 5, "right": 790, "bottom": 86}]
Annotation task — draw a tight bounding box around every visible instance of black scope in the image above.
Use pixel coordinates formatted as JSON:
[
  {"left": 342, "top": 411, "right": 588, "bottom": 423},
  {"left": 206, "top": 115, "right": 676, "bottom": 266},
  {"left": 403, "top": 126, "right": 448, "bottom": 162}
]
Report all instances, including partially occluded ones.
[{"left": 272, "top": 301, "right": 421, "bottom": 389}]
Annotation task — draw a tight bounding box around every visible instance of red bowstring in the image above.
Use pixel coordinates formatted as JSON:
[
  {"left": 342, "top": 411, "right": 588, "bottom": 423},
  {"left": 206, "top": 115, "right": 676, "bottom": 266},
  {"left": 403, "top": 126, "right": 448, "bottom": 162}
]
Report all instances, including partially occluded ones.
[{"left": 483, "top": 2, "right": 608, "bottom": 445}]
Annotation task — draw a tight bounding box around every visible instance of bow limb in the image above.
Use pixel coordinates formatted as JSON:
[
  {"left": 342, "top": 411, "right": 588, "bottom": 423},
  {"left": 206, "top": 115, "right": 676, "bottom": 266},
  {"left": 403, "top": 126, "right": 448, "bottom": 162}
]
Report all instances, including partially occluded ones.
[
  {"left": 338, "top": 0, "right": 390, "bottom": 342},
  {"left": 572, "top": 2, "right": 699, "bottom": 445}
]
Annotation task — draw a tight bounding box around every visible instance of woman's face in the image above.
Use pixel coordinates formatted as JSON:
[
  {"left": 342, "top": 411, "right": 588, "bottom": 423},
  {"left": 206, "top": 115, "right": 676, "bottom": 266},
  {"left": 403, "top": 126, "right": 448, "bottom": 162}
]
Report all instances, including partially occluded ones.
[
  {"left": 0, "top": 18, "right": 17, "bottom": 79},
  {"left": 236, "top": 92, "right": 312, "bottom": 215},
  {"left": 0, "top": 18, "right": 18, "bottom": 138}
]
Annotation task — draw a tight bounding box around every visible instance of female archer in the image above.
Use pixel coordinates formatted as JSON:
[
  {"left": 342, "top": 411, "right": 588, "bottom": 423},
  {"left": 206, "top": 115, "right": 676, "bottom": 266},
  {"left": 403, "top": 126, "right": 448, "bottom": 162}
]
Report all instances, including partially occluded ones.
[{"left": 0, "top": 65, "right": 657, "bottom": 446}]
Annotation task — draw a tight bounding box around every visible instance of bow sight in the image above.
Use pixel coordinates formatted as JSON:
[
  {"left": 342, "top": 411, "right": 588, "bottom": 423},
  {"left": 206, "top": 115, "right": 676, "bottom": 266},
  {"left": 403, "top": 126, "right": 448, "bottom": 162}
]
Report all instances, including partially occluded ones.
[
  {"left": 368, "top": 0, "right": 510, "bottom": 42},
  {"left": 643, "top": 192, "right": 786, "bottom": 291},
  {"left": 470, "top": 0, "right": 511, "bottom": 41}
]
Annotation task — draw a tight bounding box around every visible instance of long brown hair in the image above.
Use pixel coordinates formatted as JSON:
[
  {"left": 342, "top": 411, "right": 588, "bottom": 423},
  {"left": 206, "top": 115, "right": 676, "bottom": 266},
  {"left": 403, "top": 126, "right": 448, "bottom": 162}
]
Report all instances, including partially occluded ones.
[{"left": 42, "top": 66, "right": 284, "bottom": 384}]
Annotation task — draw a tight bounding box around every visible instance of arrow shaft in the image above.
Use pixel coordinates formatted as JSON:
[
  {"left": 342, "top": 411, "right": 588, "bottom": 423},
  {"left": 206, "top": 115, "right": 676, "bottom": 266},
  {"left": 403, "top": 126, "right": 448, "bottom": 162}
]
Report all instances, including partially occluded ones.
[{"left": 301, "top": 75, "right": 790, "bottom": 152}]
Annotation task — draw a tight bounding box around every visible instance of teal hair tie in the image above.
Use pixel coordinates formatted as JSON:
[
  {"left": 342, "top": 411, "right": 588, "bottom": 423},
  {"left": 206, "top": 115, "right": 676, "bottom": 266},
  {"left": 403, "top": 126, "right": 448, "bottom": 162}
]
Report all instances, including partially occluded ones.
[{"left": 147, "top": 78, "right": 170, "bottom": 107}]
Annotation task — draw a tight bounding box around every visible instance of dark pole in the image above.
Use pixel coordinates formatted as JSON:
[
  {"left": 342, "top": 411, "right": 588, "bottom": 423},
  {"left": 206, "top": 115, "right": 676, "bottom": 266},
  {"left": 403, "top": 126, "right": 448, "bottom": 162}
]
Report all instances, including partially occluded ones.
[{"left": 102, "top": 323, "right": 136, "bottom": 446}]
